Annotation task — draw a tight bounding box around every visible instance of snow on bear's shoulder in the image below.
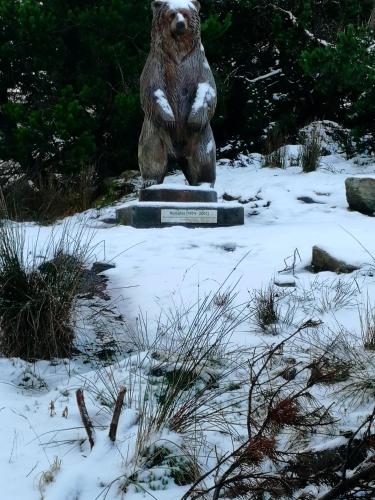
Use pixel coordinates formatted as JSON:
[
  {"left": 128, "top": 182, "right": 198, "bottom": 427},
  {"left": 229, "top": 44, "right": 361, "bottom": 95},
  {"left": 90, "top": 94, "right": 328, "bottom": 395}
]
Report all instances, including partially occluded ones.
[{"left": 160, "top": 0, "right": 197, "bottom": 10}]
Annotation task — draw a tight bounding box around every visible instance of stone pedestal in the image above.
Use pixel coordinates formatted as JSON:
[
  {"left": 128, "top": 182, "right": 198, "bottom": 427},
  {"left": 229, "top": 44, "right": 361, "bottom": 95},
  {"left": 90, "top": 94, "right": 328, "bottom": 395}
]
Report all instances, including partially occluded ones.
[
  {"left": 116, "top": 184, "right": 244, "bottom": 228},
  {"left": 138, "top": 186, "right": 217, "bottom": 203}
]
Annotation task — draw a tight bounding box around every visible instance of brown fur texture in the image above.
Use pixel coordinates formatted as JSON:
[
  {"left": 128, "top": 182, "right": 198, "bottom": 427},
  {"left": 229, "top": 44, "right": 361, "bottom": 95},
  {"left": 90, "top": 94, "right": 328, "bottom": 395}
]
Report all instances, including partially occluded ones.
[{"left": 138, "top": 0, "right": 217, "bottom": 187}]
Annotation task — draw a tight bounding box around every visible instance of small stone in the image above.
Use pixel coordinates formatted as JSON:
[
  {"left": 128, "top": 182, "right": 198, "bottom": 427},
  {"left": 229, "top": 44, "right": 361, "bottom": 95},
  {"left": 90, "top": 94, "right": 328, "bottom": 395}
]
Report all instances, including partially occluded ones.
[
  {"left": 222, "top": 192, "right": 240, "bottom": 202},
  {"left": 297, "top": 196, "right": 324, "bottom": 204},
  {"left": 91, "top": 262, "right": 116, "bottom": 274},
  {"left": 222, "top": 243, "right": 236, "bottom": 252},
  {"left": 99, "top": 217, "right": 117, "bottom": 225},
  {"left": 345, "top": 177, "right": 375, "bottom": 216},
  {"left": 274, "top": 276, "right": 296, "bottom": 288},
  {"left": 311, "top": 246, "right": 358, "bottom": 274}
]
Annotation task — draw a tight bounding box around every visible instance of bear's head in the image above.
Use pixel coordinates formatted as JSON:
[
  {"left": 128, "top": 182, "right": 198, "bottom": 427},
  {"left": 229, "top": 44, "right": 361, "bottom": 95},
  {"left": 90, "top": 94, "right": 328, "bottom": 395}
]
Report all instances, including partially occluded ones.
[{"left": 151, "top": 0, "right": 201, "bottom": 44}]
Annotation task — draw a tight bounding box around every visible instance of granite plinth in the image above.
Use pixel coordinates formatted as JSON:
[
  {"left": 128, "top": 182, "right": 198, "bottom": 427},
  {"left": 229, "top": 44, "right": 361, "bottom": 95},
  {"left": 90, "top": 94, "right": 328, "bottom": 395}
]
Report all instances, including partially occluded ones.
[
  {"left": 139, "top": 186, "right": 217, "bottom": 203},
  {"left": 116, "top": 202, "right": 244, "bottom": 228}
]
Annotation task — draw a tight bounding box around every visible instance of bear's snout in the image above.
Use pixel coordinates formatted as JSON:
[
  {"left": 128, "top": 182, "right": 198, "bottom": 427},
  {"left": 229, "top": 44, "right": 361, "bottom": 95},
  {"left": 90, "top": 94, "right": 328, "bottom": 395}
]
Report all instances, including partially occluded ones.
[
  {"left": 176, "top": 20, "right": 185, "bottom": 31},
  {"left": 171, "top": 12, "right": 188, "bottom": 36}
]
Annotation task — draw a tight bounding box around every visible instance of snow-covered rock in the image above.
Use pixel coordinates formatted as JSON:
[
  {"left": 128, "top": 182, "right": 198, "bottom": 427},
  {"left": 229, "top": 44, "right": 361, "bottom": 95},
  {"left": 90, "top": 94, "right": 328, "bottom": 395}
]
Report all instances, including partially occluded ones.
[
  {"left": 311, "top": 245, "right": 359, "bottom": 274},
  {"left": 299, "top": 120, "right": 352, "bottom": 156}
]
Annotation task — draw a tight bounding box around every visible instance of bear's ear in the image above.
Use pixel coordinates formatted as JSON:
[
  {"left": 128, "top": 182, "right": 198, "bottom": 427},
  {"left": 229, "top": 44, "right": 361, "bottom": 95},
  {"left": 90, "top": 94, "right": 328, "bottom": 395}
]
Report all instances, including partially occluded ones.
[
  {"left": 192, "top": 0, "right": 201, "bottom": 12},
  {"left": 152, "top": 1, "right": 163, "bottom": 11}
]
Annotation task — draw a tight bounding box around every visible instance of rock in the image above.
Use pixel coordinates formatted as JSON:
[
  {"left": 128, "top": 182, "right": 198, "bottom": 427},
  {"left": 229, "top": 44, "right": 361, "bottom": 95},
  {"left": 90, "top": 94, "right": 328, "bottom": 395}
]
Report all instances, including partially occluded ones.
[
  {"left": 274, "top": 276, "right": 296, "bottom": 288},
  {"left": 345, "top": 177, "right": 375, "bottom": 216},
  {"left": 38, "top": 254, "right": 111, "bottom": 300},
  {"left": 297, "top": 196, "right": 324, "bottom": 204},
  {"left": 91, "top": 262, "right": 116, "bottom": 274},
  {"left": 311, "top": 246, "right": 359, "bottom": 274}
]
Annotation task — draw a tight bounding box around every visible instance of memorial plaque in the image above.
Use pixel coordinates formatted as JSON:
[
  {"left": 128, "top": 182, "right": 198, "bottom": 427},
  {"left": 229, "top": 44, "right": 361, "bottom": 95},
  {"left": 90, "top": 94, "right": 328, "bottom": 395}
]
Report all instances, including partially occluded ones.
[{"left": 161, "top": 208, "right": 218, "bottom": 224}]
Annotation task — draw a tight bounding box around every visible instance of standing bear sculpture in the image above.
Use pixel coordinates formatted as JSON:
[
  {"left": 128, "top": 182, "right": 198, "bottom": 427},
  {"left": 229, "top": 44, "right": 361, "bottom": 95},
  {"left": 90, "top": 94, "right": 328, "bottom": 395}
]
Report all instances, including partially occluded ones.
[{"left": 138, "top": 0, "right": 217, "bottom": 188}]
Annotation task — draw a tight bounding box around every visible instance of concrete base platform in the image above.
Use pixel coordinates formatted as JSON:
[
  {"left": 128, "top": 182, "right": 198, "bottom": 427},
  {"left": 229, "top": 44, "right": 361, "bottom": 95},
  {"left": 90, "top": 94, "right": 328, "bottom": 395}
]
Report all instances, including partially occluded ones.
[{"left": 116, "top": 202, "right": 244, "bottom": 228}]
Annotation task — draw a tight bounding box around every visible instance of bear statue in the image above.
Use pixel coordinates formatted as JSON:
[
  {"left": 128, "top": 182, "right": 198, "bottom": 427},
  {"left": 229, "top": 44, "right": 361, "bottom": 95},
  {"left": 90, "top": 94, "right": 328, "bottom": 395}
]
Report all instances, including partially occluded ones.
[{"left": 138, "top": 0, "right": 217, "bottom": 188}]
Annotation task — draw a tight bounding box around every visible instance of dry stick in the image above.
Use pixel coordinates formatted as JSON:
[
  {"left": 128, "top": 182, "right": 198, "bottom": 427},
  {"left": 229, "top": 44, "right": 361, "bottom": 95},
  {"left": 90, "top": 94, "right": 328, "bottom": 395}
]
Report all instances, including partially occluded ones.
[
  {"left": 109, "top": 386, "right": 126, "bottom": 442},
  {"left": 76, "top": 388, "right": 95, "bottom": 449}
]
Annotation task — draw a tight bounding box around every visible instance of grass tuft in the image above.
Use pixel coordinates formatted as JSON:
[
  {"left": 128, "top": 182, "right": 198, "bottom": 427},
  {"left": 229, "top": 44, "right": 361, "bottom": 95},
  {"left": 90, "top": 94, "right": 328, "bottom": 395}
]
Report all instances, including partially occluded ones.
[
  {"left": 300, "top": 125, "right": 322, "bottom": 173},
  {"left": 0, "top": 206, "right": 93, "bottom": 360},
  {"left": 253, "top": 286, "right": 280, "bottom": 333},
  {"left": 262, "top": 124, "right": 288, "bottom": 169},
  {"left": 360, "top": 297, "right": 375, "bottom": 351}
]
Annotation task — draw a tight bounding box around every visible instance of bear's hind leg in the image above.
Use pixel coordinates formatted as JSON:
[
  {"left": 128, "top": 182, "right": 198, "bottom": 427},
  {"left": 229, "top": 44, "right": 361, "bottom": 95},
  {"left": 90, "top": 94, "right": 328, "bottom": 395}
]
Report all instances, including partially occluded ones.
[
  {"left": 138, "top": 119, "right": 168, "bottom": 187},
  {"left": 186, "top": 126, "right": 216, "bottom": 187}
]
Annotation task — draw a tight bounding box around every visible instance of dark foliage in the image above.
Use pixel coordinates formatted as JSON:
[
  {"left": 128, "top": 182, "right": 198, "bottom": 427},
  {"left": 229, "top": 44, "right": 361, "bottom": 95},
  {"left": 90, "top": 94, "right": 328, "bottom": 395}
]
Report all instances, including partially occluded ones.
[{"left": 0, "top": 0, "right": 373, "bottom": 197}]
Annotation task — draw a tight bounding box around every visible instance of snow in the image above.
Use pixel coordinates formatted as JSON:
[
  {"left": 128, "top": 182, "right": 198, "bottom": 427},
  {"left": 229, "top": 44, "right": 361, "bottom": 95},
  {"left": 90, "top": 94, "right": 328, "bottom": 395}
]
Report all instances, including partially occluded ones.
[
  {"left": 159, "top": 0, "right": 197, "bottom": 11},
  {"left": 123, "top": 201, "right": 227, "bottom": 208},
  {"left": 206, "top": 140, "right": 214, "bottom": 153},
  {"left": 1, "top": 149, "right": 375, "bottom": 499},
  {"left": 154, "top": 89, "right": 174, "bottom": 119},
  {"left": 272, "top": 5, "right": 332, "bottom": 47},
  {"left": 191, "top": 82, "right": 216, "bottom": 114},
  {"left": 176, "top": 12, "right": 185, "bottom": 23},
  {"left": 245, "top": 68, "right": 283, "bottom": 84}
]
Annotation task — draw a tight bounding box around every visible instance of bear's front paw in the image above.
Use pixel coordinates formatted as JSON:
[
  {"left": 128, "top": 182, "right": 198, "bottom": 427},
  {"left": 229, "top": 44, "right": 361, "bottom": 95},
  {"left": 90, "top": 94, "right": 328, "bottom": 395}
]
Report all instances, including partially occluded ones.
[
  {"left": 162, "top": 116, "right": 176, "bottom": 129},
  {"left": 187, "top": 107, "right": 208, "bottom": 129},
  {"left": 154, "top": 89, "right": 176, "bottom": 127}
]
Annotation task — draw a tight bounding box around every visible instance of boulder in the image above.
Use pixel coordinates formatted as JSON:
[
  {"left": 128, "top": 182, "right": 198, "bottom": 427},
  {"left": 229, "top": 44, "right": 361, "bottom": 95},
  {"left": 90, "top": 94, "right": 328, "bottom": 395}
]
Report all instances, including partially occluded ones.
[
  {"left": 345, "top": 177, "right": 375, "bottom": 216},
  {"left": 311, "top": 246, "right": 358, "bottom": 274}
]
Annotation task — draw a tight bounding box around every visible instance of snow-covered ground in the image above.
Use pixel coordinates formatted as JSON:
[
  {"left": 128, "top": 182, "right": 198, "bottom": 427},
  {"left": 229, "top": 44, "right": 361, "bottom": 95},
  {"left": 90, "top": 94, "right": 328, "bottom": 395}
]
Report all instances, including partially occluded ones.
[{"left": 1, "top": 149, "right": 375, "bottom": 499}]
